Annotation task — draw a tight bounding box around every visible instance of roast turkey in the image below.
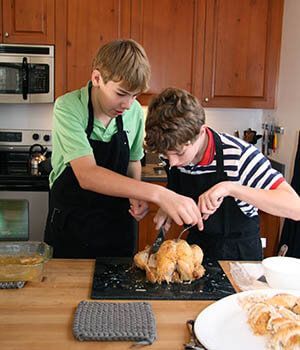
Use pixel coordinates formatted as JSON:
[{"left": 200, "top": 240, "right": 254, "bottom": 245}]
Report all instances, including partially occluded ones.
[{"left": 134, "top": 239, "right": 205, "bottom": 284}]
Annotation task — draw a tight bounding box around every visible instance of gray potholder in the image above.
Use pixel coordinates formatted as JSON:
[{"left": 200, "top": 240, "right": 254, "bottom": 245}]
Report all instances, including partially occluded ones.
[{"left": 73, "top": 301, "right": 156, "bottom": 345}]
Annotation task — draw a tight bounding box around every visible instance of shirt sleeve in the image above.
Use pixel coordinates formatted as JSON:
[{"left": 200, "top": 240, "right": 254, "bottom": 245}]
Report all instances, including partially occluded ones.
[
  {"left": 238, "top": 144, "right": 285, "bottom": 189},
  {"left": 53, "top": 96, "right": 93, "bottom": 165},
  {"left": 129, "top": 105, "right": 145, "bottom": 161}
]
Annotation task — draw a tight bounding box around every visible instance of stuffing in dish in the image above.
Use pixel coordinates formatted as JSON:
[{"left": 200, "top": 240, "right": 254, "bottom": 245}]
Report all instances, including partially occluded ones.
[{"left": 239, "top": 293, "right": 300, "bottom": 349}]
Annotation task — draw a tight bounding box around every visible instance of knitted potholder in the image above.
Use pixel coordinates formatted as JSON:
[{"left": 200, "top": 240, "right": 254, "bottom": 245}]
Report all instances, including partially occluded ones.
[
  {"left": 0, "top": 281, "right": 26, "bottom": 289},
  {"left": 73, "top": 301, "right": 156, "bottom": 345}
]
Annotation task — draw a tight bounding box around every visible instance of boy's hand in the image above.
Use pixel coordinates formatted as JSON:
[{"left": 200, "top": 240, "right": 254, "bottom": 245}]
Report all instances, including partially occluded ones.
[
  {"left": 153, "top": 208, "right": 172, "bottom": 231},
  {"left": 156, "top": 188, "right": 204, "bottom": 230},
  {"left": 198, "top": 182, "right": 230, "bottom": 219},
  {"left": 129, "top": 199, "right": 149, "bottom": 221}
]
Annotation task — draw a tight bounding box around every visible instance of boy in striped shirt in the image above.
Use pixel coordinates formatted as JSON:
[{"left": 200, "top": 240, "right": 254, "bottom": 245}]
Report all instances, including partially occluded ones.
[{"left": 145, "top": 88, "right": 300, "bottom": 260}]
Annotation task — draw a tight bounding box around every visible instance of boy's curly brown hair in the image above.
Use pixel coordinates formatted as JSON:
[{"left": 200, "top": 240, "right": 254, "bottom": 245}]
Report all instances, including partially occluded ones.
[{"left": 145, "top": 88, "right": 205, "bottom": 153}]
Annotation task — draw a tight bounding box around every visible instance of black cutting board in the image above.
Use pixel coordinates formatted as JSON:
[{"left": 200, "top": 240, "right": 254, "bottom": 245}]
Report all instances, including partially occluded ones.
[{"left": 91, "top": 257, "right": 235, "bottom": 300}]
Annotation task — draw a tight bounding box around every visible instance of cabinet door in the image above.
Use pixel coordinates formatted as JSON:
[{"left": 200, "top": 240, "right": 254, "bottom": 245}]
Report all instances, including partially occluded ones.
[
  {"left": 138, "top": 182, "right": 182, "bottom": 250},
  {"left": 259, "top": 211, "right": 280, "bottom": 257},
  {"left": 202, "top": 0, "right": 283, "bottom": 108},
  {"left": 2, "top": 0, "right": 55, "bottom": 44},
  {"left": 55, "top": 0, "right": 131, "bottom": 96},
  {"left": 131, "top": 0, "right": 205, "bottom": 105}
]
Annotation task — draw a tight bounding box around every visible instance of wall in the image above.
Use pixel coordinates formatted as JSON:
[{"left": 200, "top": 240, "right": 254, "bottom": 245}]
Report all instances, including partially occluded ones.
[
  {"left": 0, "top": 104, "right": 53, "bottom": 130},
  {"left": 0, "top": 103, "right": 263, "bottom": 143},
  {"left": 263, "top": 0, "right": 300, "bottom": 182},
  {"left": 143, "top": 106, "right": 262, "bottom": 141}
]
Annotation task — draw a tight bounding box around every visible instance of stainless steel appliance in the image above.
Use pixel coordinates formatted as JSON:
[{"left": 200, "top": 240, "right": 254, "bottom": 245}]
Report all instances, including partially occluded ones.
[
  {"left": 0, "top": 44, "right": 54, "bottom": 103},
  {"left": 0, "top": 129, "right": 52, "bottom": 241}
]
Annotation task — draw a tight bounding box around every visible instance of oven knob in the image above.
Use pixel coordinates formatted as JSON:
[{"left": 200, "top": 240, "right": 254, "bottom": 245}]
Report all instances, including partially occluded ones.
[
  {"left": 32, "top": 133, "right": 40, "bottom": 141},
  {"left": 43, "top": 134, "right": 51, "bottom": 142}
]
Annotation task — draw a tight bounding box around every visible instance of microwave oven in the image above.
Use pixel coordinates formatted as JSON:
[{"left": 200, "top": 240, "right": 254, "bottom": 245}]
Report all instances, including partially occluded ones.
[{"left": 0, "top": 44, "right": 54, "bottom": 103}]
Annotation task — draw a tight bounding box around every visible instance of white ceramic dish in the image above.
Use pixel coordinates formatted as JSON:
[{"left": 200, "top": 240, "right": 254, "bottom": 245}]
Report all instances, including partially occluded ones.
[
  {"left": 194, "top": 289, "right": 300, "bottom": 350},
  {"left": 262, "top": 256, "right": 300, "bottom": 290}
]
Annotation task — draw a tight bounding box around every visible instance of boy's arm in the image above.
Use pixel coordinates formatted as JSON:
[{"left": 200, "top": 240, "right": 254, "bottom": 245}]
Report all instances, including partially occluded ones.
[
  {"left": 70, "top": 155, "right": 204, "bottom": 229},
  {"left": 127, "top": 160, "right": 149, "bottom": 221},
  {"left": 198, "top": 181, "right": 300, "bottom": 221}
]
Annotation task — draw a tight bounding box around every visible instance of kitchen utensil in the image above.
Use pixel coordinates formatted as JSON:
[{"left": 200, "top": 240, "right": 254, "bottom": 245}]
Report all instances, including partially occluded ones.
[
  {"left": 177, "top": 224, "right": 196, "bottom": 241},
  {"left": 0, "top": 241, "right": 53, "bottom": 282},
  {"left": 148, "top": 227, "right": 166, "bottom": 255},
  {"left": 277, "top": 244, "right": 288, "bottom": 257},
  {"left": 184, "top": 320, "right": 206, "bottom": 350},
  {"left": 243, "top": 128, "right": 262, "bottom": 145}
]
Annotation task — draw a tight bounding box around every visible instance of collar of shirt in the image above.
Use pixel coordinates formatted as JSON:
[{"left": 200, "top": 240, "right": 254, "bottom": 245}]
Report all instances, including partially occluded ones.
[{"left": 197, "top": 127, "right": 215, "bottom": 165}]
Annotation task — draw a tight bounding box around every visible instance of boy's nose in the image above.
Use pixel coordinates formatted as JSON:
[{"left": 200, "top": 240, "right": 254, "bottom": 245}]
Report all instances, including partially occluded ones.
[{"left": 121, "top": 96, "right": 135, "bottom": 110}]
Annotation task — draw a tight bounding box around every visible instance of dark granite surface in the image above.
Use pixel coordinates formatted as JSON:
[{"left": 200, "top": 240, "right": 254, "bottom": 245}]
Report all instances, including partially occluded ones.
[{"left": 91, "top": 257, "right": 236, "bottom": 300}]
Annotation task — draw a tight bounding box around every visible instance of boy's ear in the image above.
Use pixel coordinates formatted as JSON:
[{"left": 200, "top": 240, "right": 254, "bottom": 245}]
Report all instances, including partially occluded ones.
[
  {"left": 200, "top": 125, "right": 207, "bottom": 136},
  {"left": 91, "top": 69, "right": 104, "bottom": 87}
]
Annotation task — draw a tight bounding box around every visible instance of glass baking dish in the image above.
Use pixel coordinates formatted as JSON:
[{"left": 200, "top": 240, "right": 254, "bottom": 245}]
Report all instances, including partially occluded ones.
[{"left": 0, "top": 241, "right": 52, "bottom": 282}]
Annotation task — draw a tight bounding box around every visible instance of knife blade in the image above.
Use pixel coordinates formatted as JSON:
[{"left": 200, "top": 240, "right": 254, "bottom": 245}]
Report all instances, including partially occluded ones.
[{"left": 148, "top": 226, "right": 166, "bottom": 255}]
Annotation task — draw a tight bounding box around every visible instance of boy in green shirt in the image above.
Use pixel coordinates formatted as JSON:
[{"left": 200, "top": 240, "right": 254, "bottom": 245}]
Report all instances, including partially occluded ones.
[{"left": 45, "top": 39, "right": 202, "bottom": 258}]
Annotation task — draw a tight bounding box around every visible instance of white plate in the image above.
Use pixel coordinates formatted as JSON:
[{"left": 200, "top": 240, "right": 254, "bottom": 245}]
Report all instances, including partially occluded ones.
[{"left": 194, "top": 289, "right": 300, "bottom": 350}]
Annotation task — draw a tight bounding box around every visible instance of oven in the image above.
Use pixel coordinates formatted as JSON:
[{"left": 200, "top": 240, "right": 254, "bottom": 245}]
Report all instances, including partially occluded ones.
[{"left": 0, "top": 129, "right": 51, "bottom": 241}]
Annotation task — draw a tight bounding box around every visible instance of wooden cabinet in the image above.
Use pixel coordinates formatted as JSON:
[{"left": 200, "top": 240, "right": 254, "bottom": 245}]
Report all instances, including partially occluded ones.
[
  {"left": 131, "top": 0, "right": 206, "bottom": 105},
  {"left": 1, "top": 0, "right": 55, "bottom": 44},
  {"left": 54, "top": 0, "right": 283, "bottom": 108},
  {"left": 259, "top": 211, "right": 281, "bottom": 257},
  {"left": 55, "top": 0, "right": 131, "bottom": 97},
  {"left": 201, "top": 0, "right": 284, "bottom": 108}
]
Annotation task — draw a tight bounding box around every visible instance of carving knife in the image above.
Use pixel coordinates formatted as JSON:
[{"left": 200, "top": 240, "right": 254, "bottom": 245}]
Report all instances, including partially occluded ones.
[{"left": 148, "top": 226, "right": 166, "bottom": 255}]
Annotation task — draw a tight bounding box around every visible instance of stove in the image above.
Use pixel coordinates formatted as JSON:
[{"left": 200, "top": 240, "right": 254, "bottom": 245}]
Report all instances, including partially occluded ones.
[
  {"left": 0, "top": 128, "right": 52, "bottom": 188},
  {"left": 0, "top": 129, "right": 52, "bottom": 241}
]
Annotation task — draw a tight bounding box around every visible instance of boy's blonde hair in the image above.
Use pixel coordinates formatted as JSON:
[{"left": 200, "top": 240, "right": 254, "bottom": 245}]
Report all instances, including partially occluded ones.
[
  {"left": 92, "top": 39, "right": 151, "bottom": 93},
  {"left": 145, "top": 88, "right": 205, "bottom": 153}
]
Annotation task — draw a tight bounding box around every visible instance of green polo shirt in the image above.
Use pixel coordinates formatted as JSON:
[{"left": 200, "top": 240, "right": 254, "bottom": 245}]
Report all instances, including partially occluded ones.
[{"left": 49, "top": 82, "right": 145, "bottom": 187}]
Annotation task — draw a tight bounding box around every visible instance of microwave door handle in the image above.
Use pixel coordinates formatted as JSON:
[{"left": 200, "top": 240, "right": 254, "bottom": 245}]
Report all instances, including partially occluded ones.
[{"left": 22, "top": 57, "right": 29, "bottom": 100}]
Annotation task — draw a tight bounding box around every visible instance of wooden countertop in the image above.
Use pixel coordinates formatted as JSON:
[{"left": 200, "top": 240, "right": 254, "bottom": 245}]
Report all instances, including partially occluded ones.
[
  {"left": 141, "top": 164, "right": 167, "bottom": 182},
  {"left": 0, "top": 260, "right": 238, "bottom": 350}
]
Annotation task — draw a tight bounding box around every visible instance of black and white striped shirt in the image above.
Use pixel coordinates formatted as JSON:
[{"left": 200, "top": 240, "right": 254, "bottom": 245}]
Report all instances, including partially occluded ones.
[{"left": 167, "top": 131, "right": 284, "bottom": 217}]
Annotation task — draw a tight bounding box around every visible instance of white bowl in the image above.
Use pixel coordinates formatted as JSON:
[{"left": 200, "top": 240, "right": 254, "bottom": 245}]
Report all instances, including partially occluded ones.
[{"left": 262, "top": 256, "right": 300, "bottom": 290}]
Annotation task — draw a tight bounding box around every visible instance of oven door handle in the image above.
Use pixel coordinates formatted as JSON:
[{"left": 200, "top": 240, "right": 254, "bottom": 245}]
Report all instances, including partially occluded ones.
[
  {"left": 22, "top": 57, "right": 29, "bottom": 100},
  {"left": 0, "top": 184, "right": 45, "bottom": 189}
]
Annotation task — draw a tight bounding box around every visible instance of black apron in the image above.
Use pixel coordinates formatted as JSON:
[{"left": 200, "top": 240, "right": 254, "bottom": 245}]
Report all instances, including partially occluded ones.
[
  {"left": 166, "top": 130, "right": 262, "bottom": 260},
  {"left": 45, "top": 84, "right": 136, "bottom": 258},
  {"left": 278, "top": 131, "right": 300, "bottom": 258}
]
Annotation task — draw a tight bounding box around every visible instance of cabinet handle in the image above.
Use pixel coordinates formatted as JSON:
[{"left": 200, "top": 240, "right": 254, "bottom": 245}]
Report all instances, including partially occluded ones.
[
  {"left": 204, "top": 97, "right": 209, "bottom": 103},
  {"left": 4, "top": 32, "right": 9, "bottom": 38}
]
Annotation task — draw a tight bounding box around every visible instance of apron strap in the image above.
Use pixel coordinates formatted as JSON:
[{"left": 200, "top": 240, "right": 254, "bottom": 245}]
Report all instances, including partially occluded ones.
[
  {"left": 210, "top": 128, "right": 224, "bottom": 177},
  {"left": 209, "top": 129, "right": 231, "bottom": 235},
  {"left": 116, "top": 115, "right": 124, "bottom": 132},
  {"left": 86, "top": 81, "right": 94, "bottom": 139}
]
